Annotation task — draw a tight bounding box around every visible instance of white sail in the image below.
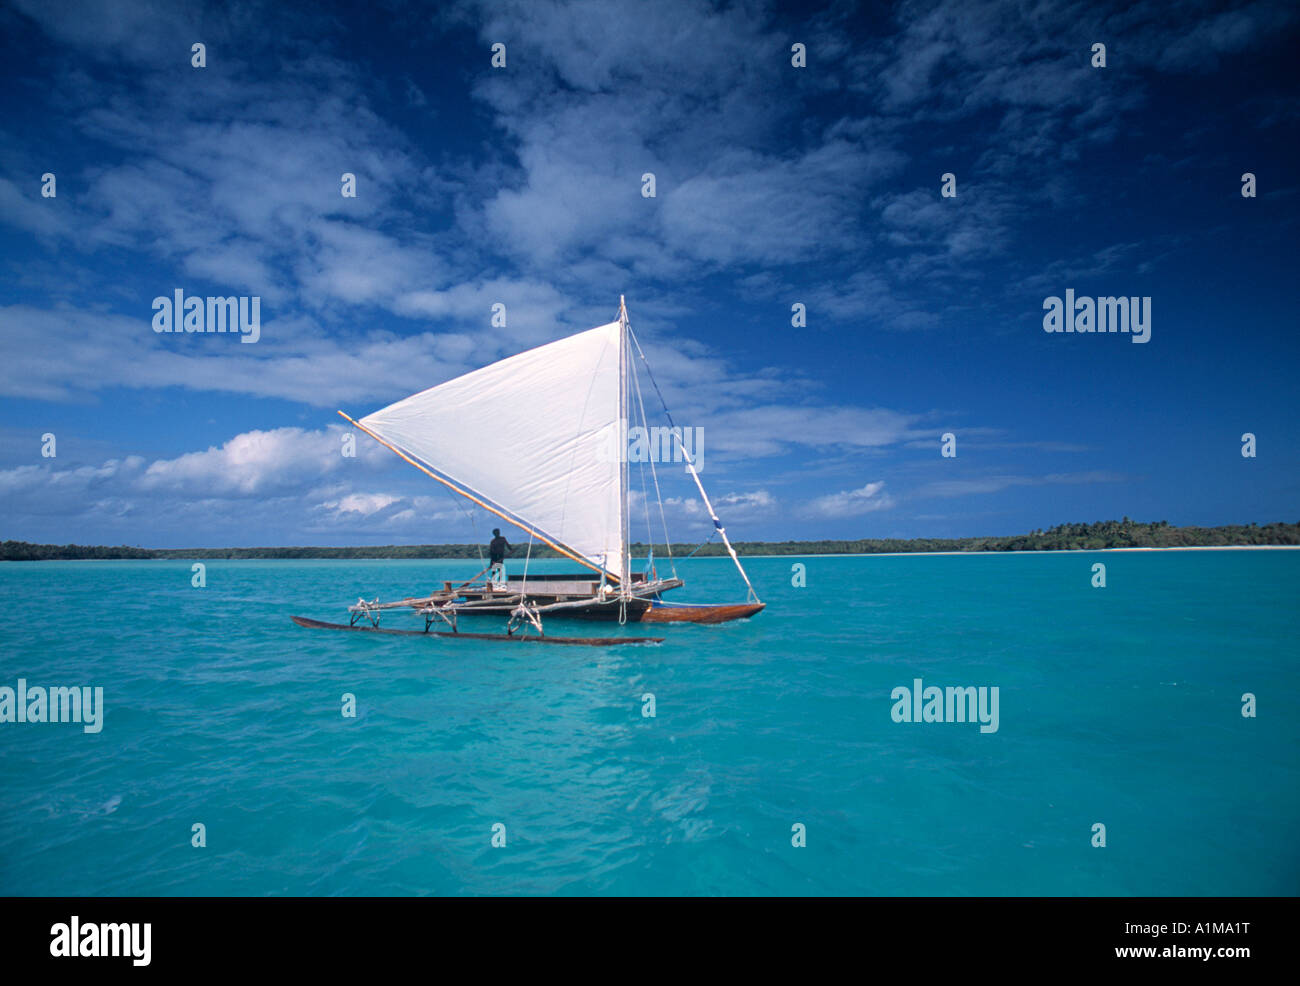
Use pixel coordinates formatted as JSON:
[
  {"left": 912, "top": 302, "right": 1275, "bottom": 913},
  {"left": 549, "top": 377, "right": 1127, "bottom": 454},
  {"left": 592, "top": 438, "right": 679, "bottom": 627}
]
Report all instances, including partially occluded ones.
[{"left": 358, "top": 320, "right": 627, "bottom": 580}]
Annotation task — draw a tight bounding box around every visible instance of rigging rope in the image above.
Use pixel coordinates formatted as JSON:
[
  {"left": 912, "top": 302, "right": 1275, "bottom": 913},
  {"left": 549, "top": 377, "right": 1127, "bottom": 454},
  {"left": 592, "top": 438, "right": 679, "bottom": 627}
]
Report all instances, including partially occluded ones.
[
  {"left": 682, "top": 531, "right": 717, "bottom": 559},
  {"left": 521, "top": 528, "right": 534, "bottom": 583},
  {"left": 629, "top": 355, "right": 669, "bottom": 581},
  {"left": 431, "top": 474, "right": 483, "bottom": 591},
  {"left": 628, "top": 320, "right": 677, "bottom": 580},
  {"left": 635, "top": 456, "right": 655, "bottom": 580},
  {"left": 625, "top": 323, "right": 761, "bottom": 604}
]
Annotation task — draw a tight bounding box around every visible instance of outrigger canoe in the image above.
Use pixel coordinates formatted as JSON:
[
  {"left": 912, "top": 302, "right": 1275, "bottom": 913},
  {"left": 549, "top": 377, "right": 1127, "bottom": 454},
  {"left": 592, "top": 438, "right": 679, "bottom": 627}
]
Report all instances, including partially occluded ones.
[{"left": 293, "top": 297, "right": 764, "bottom": 640}]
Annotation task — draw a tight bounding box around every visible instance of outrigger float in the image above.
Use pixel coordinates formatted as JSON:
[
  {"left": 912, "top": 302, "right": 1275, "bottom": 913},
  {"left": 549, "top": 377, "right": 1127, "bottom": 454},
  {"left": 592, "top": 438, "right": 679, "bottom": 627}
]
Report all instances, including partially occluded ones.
[
  {"left": 290, "top": 616, "right": 662, "bottom": 647},
  {"left": 292, "top": 297, "right": 763, "bottom": 645}
]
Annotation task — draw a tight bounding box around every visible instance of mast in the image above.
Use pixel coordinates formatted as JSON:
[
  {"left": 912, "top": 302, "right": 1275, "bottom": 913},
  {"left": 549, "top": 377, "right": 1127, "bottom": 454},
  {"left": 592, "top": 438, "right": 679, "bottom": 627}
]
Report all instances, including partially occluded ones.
[{"left": 618, "top": 295, "right": 631, "bottom": 597}]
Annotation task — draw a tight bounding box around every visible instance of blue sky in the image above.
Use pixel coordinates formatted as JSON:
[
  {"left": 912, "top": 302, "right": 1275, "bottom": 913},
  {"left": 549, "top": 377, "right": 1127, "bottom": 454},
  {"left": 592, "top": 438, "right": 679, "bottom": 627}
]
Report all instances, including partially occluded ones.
[{"left": 1, "top": 0, "right": 1297, "bottom": 548}]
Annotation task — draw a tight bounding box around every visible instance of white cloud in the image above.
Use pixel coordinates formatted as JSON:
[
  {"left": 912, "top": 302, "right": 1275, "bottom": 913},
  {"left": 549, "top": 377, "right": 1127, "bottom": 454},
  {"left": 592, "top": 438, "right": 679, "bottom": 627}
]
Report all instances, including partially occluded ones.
[
  {"left": 0, "top": 178, "right": 73, "bottom": 240},
  {"left": 807, "top": 481, "right": 895, "bottom": 517},
  {"left": 0, "top": 304, "right": 503, "bottom": 407},
  {"left": 10, "top": 0, "right": 217, "bottom": 63},
  {"left": 0, "top": 427, "right": 473, "bottom": 544},
  {"left": 703, "top": 405, "right": 921, "bottom": 458},
  {"left": 458, "top": 0, "right": 903, "bottom": 281},
  {"left": 648, "top": 488, "right": 776, "bottom": 535},
  {"left": 917, "top": 471, "right": 1124, "bottom": 498},
  {"left": 137, "top": 427, "right": 375, "bottom": 495}
]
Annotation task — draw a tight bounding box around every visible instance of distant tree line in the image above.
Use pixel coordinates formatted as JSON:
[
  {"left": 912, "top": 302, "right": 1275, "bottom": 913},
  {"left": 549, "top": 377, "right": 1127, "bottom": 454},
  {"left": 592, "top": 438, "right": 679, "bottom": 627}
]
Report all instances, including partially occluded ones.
[
  {"left": 0, "top": 541, "right": 157, "bottom": 560},
  {"left": 3, "top": 519, "right": 1298, "bottom": 561},
  {"left": 721, "top": 518, "right": 1300, "bottom": 555}
]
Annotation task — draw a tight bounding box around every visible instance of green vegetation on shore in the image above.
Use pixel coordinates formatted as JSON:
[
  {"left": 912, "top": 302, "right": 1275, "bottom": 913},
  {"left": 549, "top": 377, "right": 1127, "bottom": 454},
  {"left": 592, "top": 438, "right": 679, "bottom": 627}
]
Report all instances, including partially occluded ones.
[{"left": 3, "top": 519, "right": 1298, "bottom": 560}]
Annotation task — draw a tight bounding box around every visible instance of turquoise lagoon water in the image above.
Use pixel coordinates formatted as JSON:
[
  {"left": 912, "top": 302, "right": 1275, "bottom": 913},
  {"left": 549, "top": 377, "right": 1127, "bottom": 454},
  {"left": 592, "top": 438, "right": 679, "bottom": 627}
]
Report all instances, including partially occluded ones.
[{"left": 0, "top": 551, "right": 1296, "bottom": 896}]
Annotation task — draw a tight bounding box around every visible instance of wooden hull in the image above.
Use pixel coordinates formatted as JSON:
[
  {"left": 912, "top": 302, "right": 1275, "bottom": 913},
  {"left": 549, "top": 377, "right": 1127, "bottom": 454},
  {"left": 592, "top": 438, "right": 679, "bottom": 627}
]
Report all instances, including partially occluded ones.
[
  {"left": 341, "top": 574, "right": 764, "bottom": 627},
  {"left": 427, "top": 598, "right": 764, "bottom": 624},
  {"left": 639, "top": 602, "right": 765, "bottom": 624},
  {"left": 292, "top": 615, "right": 662, "bottom": 646}
]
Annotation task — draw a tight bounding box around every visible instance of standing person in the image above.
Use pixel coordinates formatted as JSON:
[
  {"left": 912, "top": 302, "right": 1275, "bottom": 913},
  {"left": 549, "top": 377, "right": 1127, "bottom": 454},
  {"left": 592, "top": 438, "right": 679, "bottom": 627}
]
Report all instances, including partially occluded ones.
[{"left": 487, "top": 528, "right": 511, "bottom": 586}]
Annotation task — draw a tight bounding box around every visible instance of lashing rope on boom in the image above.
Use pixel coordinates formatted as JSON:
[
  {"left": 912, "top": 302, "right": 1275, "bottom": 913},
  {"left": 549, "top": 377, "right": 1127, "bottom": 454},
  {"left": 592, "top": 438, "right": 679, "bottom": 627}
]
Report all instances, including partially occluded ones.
[{"left": 507, "top": 529, "right": 544, "bottom": 636}]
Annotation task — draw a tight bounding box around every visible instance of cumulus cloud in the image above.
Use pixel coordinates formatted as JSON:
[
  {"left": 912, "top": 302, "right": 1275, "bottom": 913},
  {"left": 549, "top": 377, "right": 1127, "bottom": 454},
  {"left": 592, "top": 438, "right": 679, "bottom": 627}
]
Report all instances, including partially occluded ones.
[
  {"left": 136, "top": 426, "right": 387, "bottom": 495},
  {"left": 0, "top": 426, "right": 393, "bottom": 505},
  {"left": 0, "top": 425, "right": 477, "bottom": 544},
  {"left": 650, "top": 488, "right": 776, "bottom": 532},
  {"left": 806, "top": 481, "right": 895, "bottom": 517}
]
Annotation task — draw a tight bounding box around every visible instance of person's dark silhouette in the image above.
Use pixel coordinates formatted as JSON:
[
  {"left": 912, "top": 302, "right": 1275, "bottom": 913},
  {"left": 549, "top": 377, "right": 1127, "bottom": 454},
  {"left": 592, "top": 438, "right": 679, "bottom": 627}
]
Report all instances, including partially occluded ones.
[{"left": 487, "top": 528, "right": 511, "bottom": 585}]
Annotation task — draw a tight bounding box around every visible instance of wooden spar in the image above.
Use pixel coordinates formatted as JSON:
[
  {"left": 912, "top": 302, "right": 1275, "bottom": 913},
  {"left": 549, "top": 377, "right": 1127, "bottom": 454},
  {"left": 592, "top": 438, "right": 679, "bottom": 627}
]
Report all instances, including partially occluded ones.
[
  {"left": 292, "top": 615, "right": 662, "bottom": 645},
  {"left": 618, "top": 295, "right": 630, "bottom": 599},
  {"left": 453, "top": 563, "right": 491, "bottom": 591},
  {"left": 337, "top": 410, "right": 617, "bottom": 582}
]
